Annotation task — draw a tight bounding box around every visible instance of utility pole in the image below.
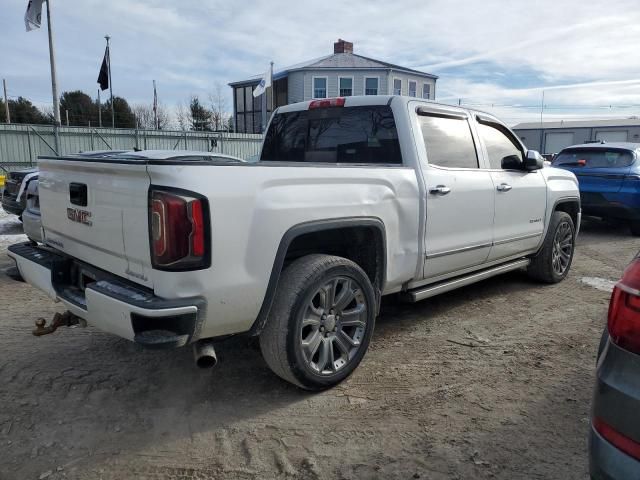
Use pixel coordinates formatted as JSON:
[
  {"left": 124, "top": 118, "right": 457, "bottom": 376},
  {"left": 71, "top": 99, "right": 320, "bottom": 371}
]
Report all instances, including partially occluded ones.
[
  {"left": 65, "top": 109, "right": 69, "bottom": 126},
  {"left": 46, "top": 0, "right": 61, "bottom": 152},
  {"left": 2, "top": 79, "right": 10, "bottom": 123},
  {"left": 105, "top": 35, "right": 115, "bottom": 128}
]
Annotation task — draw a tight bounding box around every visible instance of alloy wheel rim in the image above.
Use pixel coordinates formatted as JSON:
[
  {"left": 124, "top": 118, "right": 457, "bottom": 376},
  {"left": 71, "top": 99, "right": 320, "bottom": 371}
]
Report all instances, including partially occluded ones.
[
  {"left": 300, "top": 276, "right": 367, "bottom": 375},
  {"left": 551, "top": 221, "right": 573, "bottom": 276}
]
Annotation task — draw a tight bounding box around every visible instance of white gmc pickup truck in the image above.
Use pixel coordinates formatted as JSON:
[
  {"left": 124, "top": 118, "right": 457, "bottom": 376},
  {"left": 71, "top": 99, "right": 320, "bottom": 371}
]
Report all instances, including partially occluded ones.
[{"left": 9, "top": 95, "right": 580, "bottom": 390}]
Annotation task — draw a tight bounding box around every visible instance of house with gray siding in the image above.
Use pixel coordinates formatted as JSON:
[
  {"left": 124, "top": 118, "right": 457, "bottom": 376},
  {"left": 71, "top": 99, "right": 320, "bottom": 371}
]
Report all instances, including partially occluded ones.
[
  {"left": 513, "top": 118, "right": 640, "bottom": 155},
  {"left": 229, "top": 39, "right": 438, "bottom": 133}
]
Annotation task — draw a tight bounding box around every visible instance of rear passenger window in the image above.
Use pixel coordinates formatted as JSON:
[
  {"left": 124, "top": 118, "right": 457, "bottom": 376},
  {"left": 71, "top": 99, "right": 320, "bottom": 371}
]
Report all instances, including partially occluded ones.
[
  {"left": 553, "top": 149, "right": 634, "bottom": 168},
  {"left": 419, "top": 115, "right": 478, "bottom": 168},
  {"left": 477, "top": 122, "right": 523, "bottom": 169},
  {"left": 261, "top": 106, "right": 402, "bottom": 164}
]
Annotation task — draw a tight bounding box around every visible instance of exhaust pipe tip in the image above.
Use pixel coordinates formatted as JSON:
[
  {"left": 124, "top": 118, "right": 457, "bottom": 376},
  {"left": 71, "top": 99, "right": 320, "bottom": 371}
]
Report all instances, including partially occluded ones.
[{"left": 193, "top": 341, "right": 218, "bottom": 369}]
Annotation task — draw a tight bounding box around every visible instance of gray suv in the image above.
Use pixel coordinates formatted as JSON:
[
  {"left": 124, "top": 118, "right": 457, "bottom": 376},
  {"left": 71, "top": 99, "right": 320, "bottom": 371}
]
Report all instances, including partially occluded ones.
[{"left": 590, "top": 252, "right": 640, "bottom": 478}]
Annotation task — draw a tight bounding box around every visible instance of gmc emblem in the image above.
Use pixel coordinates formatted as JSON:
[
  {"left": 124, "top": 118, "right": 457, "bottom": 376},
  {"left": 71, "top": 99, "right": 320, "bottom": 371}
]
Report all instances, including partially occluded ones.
[{"left": 67, "top": 208, "right": 93, "bottom": 226}]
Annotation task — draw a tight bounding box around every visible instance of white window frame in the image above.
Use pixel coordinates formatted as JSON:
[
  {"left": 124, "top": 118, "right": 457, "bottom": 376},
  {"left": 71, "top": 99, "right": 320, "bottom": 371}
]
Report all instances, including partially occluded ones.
[
  {"left": 338, "top": 76, "right": 354, "bottom": 97},
  {"left": 422, "top": 83, "right": 431, "bottom": 100},
  {"left": 393, "top": 77, "right": 403, "bottom": 96},
  {"left": 364, "top": 76, "right": 379, "bottom": 95},
  {"left": 312, "top": 75, "right": 328, "bottom": 99},
  {"left": 408, "top": 80, "right": 417, "bottom": 97}
]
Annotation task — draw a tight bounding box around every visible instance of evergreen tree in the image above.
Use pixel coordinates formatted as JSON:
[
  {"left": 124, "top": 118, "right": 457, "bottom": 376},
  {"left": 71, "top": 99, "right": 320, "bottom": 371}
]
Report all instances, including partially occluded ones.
[
  {"left": 60, "top": 90, "right": 98, "bottom": 126},
  {"left": 189, "top": 96, "right": 212, "bottom": 131},
  {"left": 2, "top": 97, "right": 51, "bottom": 124},
  {"left": 103, "top": 96, "right": 135, "bottom": 128}
]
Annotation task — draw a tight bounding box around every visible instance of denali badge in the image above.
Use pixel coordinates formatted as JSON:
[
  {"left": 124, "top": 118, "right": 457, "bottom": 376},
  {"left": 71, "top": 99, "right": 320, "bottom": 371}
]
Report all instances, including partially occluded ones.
[{"left": 67, "top": 207, "right": 93, "bottom": 226}]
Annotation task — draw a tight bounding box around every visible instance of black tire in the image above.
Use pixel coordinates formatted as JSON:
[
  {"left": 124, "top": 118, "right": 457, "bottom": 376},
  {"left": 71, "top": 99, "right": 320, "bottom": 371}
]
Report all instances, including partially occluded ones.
[
  {"left": 259, "top": 254, "right": 376, "bottom": 390},
  {"left": 630, "top": 221, "right": 640, "bottom": 237},
  {"left": 527, "top": 211, "right": 575, "bottom": 283}
]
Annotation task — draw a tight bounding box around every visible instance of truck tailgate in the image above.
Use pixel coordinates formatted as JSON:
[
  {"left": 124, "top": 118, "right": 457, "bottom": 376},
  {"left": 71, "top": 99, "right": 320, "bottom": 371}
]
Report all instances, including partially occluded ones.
[{"left": 38, "top": 157, "right": 153, "bottom": 288}]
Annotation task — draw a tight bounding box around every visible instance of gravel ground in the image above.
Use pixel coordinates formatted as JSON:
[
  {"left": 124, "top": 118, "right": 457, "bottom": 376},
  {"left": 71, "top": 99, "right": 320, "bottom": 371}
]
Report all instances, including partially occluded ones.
[{"left": 0, "top": 208, "right": 637, "bottom": 480}]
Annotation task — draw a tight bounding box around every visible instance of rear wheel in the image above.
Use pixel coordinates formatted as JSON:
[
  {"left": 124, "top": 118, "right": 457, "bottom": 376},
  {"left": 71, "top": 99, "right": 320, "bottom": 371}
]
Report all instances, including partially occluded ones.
[
  {"left": 527, "top": 211, "right": 575, "bottom": 283},
  {"left": 259, "top": 254, "right": 376, "bottom": 390},
  {"left": 630, "top": 221, "right": 640, "bottom": 236}
]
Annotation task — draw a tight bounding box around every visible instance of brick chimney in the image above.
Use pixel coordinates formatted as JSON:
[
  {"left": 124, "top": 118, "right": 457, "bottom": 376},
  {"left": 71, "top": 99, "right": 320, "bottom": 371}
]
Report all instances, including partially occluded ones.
[{"left": 334, "top": 39, "right": 353, "bottom": 54}]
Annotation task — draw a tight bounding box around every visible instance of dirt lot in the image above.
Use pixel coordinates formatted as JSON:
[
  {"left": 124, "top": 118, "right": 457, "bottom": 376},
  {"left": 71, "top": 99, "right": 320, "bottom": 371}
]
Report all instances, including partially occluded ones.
[{"left": 0, "top": 209, "right": 637, "bottom": 480}]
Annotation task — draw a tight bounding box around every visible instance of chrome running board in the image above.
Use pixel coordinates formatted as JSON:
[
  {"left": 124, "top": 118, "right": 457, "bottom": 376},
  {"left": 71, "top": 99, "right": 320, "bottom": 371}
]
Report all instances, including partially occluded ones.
[{"left": 403, "top": 258, "right": 531, "bottom": 303}]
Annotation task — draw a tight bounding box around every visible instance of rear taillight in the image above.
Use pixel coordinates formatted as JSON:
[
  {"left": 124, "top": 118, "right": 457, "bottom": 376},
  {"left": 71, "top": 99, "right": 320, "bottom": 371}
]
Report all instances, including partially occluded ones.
[
  {"left": 309, "top": 97, "right": 346, "bottom": 109},
  {"left": 608, "top": 257, "right": 640, "bottom": 354},
  {"left": 149, "top": 188, "right": 210, "bottom": 270}
]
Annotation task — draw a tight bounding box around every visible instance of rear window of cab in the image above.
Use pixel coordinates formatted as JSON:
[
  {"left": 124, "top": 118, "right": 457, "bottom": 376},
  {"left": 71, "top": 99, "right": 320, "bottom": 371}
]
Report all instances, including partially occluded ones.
[
  {"left": 260, "top": 105, "right": 402, "bottom": 165},
  {"left": 553, "top": 148, "right": 635, "bottom": 168}
]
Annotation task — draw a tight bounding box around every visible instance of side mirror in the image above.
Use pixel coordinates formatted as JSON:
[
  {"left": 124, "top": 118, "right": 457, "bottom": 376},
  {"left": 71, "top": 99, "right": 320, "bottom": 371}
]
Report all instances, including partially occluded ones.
[
  {"left": 501, "top": 154, "right": 522, "bottom": 170},
  {"left": 524, "top": 150, "right": 544, "bottom": 171}
]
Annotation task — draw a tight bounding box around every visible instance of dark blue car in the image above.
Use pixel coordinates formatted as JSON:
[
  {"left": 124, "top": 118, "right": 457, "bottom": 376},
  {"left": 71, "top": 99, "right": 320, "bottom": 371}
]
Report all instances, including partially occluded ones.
[{"left": 553, "top": 143, "right": 640, "bottom": 235}]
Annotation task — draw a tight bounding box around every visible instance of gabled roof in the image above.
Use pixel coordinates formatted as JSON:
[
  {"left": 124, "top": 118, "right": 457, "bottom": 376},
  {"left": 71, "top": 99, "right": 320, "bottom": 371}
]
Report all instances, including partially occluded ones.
[
  {"left": 229, "top": 52, "right": 437, "bottom": 86},
  {"left": 513, "top": 118, "right": 640, "bottom": 130}
]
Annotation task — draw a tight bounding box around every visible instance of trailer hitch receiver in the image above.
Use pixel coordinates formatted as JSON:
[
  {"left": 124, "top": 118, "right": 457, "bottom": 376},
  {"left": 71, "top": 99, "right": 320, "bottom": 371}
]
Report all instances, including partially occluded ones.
[{"left": 33, "top": 311, "right": 87, "bottom": 336}]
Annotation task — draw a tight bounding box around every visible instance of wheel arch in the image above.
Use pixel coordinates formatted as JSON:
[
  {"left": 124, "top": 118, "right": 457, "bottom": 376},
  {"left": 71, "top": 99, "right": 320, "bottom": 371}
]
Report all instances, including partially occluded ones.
[
  {"left": 249, "top": 217, "right": 387, "bottom": 336},
  {"left": 533, "top": 196, "right": 580, "bottom": 256},
  {"left": 553, "top": 197, "right": 581, "bottom": 229}
]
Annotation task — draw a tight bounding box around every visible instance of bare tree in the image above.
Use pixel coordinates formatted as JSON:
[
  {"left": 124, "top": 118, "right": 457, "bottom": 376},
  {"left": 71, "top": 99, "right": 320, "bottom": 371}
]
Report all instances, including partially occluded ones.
[
  {"left": 40, "top": 105, "right": 56, "bottom": 123},
  {"left": 132, "top": 104, "right": 154, "bottom": 129},
  {"left": 175, "top": 101, "right": 192, "bottom": 131},
  {"left": 209, "top": 82, "right": 232, "bottom": 131},
  {"left": 132, "top": 103, "right": 170, "bottom": 130}
]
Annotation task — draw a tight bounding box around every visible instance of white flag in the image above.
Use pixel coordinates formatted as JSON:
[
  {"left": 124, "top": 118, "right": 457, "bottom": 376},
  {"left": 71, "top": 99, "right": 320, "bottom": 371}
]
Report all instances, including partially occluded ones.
[
  {"left": 24, "top": 0, "right": 44, "bottom": 31},
  {"left": 252, "top": 66, "right": 272, "bottom": 98}
]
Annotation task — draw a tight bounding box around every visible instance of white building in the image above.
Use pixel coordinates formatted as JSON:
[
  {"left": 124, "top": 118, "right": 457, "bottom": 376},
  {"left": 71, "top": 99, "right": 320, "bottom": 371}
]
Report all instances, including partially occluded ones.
[
  {"left": 513, "top": 118, "right": 640, "bottom": 154},
  {"left": 229, "top": 39, "right": 438, "bottom": 134}
]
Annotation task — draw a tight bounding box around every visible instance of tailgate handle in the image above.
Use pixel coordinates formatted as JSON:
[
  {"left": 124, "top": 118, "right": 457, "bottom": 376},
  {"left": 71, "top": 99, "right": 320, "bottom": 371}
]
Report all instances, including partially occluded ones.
[{"left": 69, "top": 183, "right": 88, "bottom": 206}]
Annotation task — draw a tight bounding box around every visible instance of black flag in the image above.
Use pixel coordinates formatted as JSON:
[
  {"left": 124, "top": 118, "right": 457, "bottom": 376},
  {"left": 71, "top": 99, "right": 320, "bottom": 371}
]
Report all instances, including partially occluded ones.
[{"left": 98, "top": 47, "right": 109, "bottom": 91}]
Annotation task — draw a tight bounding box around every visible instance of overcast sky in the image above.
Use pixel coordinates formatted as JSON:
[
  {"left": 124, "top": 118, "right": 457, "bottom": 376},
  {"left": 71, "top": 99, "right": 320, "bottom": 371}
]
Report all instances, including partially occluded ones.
[{"left": 3, "top": 0, "right": 640, "bottom": 126}]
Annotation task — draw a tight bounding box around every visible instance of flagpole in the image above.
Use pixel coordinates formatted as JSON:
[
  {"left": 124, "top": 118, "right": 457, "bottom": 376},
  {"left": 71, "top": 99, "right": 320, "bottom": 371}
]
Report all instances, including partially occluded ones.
[
  {"left": 269, "top": 61, "right": 274, "bottom": 113},
  {"left": 153, "top": 80, "right": 158, "bottom": 130},
  {"left": 45, "top": 0, "right": 61, "bottom": 151},
  {"left": 260, "top": 62, "right": 273, "bottom": 134},
  {"left": 97, "top": 88, "right": 102, "bottom": 127},
  {"left": 105, "top": 35, "right": 114, "bottom": 128},
  {"left": 261, "top": 82, "right": 267, "bottom": 133}
]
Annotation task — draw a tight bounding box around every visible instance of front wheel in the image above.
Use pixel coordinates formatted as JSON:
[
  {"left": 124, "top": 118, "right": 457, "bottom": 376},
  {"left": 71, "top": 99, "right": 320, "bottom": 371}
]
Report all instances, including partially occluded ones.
[
  {"left": 527, "top": 211, "right": 575, "bottom": 283},
  {"left": 630, "top": 221, "right": 640, "bottom": 237},
  {"left": 259, "top": 254, "right": 376, "bottom": 390}
]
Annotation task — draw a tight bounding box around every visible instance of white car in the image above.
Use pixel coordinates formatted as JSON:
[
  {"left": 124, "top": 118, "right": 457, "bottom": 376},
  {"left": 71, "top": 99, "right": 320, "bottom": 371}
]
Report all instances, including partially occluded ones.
[{"left": 9, "top": 96, "right": 580, "bottom": 389}]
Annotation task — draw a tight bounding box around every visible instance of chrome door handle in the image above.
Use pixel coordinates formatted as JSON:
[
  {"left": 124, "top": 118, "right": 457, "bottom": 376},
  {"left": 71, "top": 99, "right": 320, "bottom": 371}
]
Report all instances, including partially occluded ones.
[
  {"left": 497, "top": 183, "right": 512, "bottom": 192},
  {"left": 429, "top": 185, "right": 451, "bottom": 195}
]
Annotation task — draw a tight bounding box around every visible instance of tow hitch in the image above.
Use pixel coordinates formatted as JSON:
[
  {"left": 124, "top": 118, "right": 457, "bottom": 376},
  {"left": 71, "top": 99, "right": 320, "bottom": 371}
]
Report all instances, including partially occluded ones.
[{"left": 33, "top": 311, "right": 87, "bottom": 336}]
